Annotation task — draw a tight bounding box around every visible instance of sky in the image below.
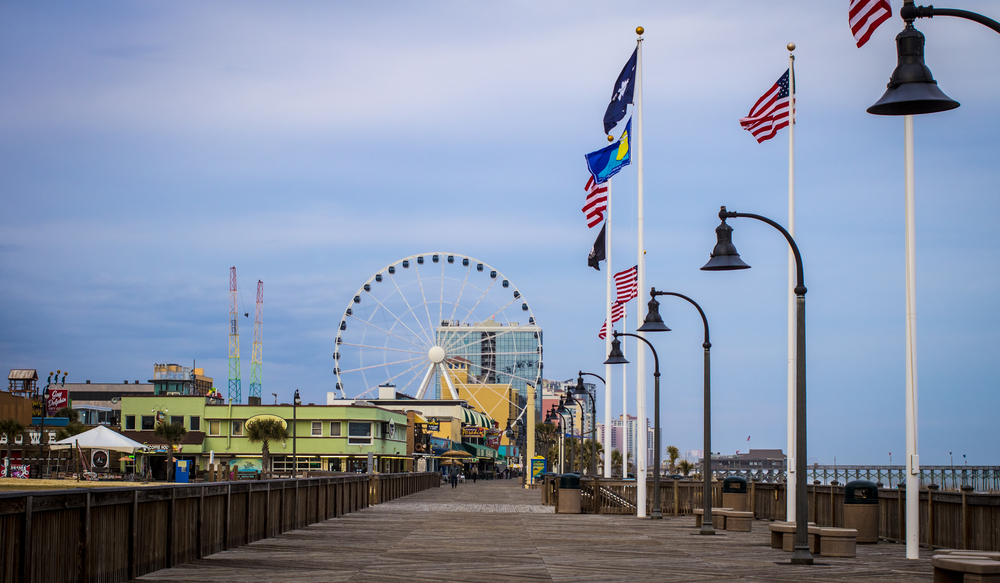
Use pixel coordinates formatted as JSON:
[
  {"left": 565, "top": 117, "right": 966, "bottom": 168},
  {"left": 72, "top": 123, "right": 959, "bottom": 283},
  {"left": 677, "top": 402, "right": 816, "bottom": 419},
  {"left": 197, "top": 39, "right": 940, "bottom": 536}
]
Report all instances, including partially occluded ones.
[{"left": 2, "top": 1, "right": 998, "bottom": 466}]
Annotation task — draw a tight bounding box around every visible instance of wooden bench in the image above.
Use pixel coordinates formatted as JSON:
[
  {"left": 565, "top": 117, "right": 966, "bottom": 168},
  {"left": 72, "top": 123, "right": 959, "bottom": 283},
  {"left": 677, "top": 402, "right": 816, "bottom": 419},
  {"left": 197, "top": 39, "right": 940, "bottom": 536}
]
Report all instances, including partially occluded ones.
[
  {"left": 694, "top": 508, "right": 731, "bottom": 530},
  {"left": 767, "top": 522, "right": 816, "bottom": 551},
  {"left": 934, "top": 550, "right": 1000, "bottom": 561},
  {"left": 932, "top": 555, "right": 1000, "bottom": 582},
  {"left": 818, "top": 528, "right": 858, "bottom": 558},
  {"left": 718, "top": 510, "right": 753, "bottom": 532}
]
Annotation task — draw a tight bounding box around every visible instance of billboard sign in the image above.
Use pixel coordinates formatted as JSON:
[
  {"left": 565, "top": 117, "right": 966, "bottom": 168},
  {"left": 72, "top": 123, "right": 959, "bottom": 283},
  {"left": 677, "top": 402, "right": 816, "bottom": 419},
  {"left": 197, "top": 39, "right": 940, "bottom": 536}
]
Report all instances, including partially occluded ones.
[{"left": 47, "top": 389, "right": 68, "bottom": 416}]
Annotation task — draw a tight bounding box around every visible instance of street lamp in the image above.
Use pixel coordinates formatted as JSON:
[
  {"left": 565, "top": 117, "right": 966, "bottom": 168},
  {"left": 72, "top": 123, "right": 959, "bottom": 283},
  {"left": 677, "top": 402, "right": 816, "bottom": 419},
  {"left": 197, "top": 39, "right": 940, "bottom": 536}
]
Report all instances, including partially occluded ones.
[
  {"left": 701, "top": 205, "right": 812, "bottom": 564},
  {"left": 638, "top": 289, "right": 716, "bottom": 535},
  {"left": 556, "top": 396, "right": 576, "bottom": 473},
  {"left": 544, "top": 405, "right": 563, "bottom": 473},
  {"left": 605, "top": 332, "right": 665, "bottom": 519},
  {"left": 869, "top": 0, "right": 1000, "bottom": 560},
  {"left": 574, "top": 373, "right": 602, "bottom": 478},
  {"left": 292, "top": 389, "right": 301, "bottom": 476}
]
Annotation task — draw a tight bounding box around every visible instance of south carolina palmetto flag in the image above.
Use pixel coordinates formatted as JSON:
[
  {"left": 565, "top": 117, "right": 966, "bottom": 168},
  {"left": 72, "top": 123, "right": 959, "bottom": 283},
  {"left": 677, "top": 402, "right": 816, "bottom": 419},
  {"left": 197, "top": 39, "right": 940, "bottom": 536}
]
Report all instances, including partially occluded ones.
[{"left": 598, "top": 301, "right": 626, "bottom": 340}]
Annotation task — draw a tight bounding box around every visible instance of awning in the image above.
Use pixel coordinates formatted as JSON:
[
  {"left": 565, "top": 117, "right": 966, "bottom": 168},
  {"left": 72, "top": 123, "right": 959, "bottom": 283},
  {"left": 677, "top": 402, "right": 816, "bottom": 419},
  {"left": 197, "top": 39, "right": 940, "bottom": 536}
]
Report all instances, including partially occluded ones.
[
  {"left": 462, "top": 442, "right": 497, "bottom": 460},
  {"left": 413, "top": 412, "right": 429, "bottom": 424},
  {"left": 461, "top": 408, "right": 494, "bottom": 429}
]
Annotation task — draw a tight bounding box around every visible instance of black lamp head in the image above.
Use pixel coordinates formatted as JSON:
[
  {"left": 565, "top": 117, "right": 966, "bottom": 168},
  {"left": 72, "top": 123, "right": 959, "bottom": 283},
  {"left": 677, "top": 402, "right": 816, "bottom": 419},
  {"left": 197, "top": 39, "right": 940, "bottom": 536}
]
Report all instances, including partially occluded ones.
[
  {"left": 574, "top": 374, "right": 587, "bottom": 395},
  {"left": 293, "top": 389, "right": 302, "bottom": 405},
  {"left": 701, "top": 207, "right": 751, "bottom": 271},
  {"left": 868, "top": 24, "right": 959, "bottom": 116},
  {"left": 604, "top": 334, "right": 629, "bottom": 365},
  {"left": 637, "top": 291, "right": 671, "bottom": 332}
]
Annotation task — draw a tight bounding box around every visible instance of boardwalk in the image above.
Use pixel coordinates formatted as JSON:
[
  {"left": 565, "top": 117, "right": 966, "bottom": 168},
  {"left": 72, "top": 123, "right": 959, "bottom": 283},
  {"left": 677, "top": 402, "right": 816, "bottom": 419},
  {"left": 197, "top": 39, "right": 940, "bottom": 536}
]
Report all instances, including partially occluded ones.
[{"left": 139, "top": 478, "right": 936, "bottom": 582}]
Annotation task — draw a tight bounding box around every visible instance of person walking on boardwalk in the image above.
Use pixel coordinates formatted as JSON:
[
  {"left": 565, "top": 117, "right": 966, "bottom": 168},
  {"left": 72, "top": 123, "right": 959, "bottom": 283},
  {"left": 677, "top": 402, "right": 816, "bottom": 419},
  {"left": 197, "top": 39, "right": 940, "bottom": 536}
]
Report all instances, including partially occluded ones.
[
  {"left": 450, "top": 470, "right": 459, "bottom": 488},
  {"left": 471, "top": 465, "right": 478, "bottom": 483}
]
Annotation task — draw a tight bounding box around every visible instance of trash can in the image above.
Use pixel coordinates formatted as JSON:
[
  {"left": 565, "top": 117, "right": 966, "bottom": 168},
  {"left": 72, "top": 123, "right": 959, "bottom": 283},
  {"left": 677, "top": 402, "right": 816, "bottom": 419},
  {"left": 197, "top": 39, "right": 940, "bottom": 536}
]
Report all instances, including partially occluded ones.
[
  {"left": 722, "top": 476, "right": 748, "bottom": 511},
  {"left": 541, "top": 472, "right": 558, "bottom": 504},
  {"left": 843, "top": 480, "right": 879, "bottom": 543},
  {"left": 557, "top": 473, "right": 581, "bottom": 514}
]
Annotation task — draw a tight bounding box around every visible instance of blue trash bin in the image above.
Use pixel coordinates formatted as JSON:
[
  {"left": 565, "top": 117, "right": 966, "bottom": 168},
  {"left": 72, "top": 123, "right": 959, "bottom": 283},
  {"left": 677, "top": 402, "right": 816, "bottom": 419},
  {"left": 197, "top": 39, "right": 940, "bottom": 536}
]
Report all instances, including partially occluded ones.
[{"left": 175, "top": 459, "right": 190, "bottom": 483}]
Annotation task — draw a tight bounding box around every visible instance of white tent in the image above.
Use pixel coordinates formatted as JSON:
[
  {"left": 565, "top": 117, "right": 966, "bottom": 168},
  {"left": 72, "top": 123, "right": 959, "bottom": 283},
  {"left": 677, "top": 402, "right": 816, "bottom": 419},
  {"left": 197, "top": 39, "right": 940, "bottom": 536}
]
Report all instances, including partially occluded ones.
[{"left": 49, "top": 425, "right": 151, "bottom": 453}]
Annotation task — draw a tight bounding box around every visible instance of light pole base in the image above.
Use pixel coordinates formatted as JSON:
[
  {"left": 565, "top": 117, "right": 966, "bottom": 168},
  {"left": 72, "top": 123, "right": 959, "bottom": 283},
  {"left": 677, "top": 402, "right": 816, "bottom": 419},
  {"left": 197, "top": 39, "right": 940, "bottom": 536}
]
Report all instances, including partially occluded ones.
[
  {"left": 650, "top": 509, "right": 663, "bottom": 519},
  {"left": 698, "top": 526, "right": 717, "bottom": 535},
  {"left": 790, "top": 547, "right": 814, "bottom": 565}
]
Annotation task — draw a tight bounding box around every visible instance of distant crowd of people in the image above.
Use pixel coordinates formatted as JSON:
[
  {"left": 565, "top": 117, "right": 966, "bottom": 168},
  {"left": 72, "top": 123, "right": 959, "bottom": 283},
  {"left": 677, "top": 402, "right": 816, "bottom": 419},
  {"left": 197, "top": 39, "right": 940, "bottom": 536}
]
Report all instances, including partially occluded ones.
[{"left": 447, "top": 465, "right": 520, "bottom": 487}]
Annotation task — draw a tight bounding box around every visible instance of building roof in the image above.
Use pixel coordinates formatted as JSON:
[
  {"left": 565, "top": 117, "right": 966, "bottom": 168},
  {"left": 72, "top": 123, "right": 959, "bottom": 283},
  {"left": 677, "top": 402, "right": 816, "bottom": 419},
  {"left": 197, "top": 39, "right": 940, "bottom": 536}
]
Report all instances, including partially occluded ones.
[{"left": 8, "top": 369, "right": 38, "bottom": 381}]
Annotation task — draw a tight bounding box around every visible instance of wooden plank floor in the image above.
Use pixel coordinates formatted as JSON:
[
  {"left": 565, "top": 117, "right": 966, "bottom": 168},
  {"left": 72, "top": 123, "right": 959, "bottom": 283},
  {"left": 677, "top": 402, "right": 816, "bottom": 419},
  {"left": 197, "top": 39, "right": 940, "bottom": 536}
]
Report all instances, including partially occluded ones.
[{"left": 138, "top": 478, "right": 936, "bottom": 582}]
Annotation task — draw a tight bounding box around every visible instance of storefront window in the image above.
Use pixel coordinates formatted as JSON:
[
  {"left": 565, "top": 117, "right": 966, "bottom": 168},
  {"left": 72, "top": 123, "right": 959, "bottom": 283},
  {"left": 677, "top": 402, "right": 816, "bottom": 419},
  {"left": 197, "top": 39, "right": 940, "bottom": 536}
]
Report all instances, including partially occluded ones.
[
  {"left": 125, "top": 415, "right": 136, "bottom": 430},
  {"left": 170, "top": 416, "right": 183, "bottom": 426},
  {"left": 330, "top": 421, "right": 341, "bottom": 436},
  {"left": 190, "top": 416, "right": 200, "bottom": 431},
  {"left": 209, "top": 420, "right": 221, "bottom": 436},
  {"left": 232, "top": 421, "right": 243, "bottom": 436},
  {"left": 141, "top": 416, "right": 154, "bottom": 430},
  {"left": 311, "top": 421, "right": 322, "bottom": 436}
]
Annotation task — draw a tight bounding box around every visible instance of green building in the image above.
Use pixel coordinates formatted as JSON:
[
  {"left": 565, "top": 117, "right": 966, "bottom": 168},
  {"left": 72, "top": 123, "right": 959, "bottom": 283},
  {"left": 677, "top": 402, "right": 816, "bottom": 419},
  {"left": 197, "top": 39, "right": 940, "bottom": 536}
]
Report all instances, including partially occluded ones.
[{"left": 118, "top": 395, "right": 412, "bottom": 479}]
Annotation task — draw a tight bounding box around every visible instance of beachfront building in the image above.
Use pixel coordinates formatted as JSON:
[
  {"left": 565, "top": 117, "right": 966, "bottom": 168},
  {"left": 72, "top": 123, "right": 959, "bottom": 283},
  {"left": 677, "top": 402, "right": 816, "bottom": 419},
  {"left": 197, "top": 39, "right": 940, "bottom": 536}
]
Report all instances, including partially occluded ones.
[{"left": 118, "top": 395, "right": 412, "bottom": 480}]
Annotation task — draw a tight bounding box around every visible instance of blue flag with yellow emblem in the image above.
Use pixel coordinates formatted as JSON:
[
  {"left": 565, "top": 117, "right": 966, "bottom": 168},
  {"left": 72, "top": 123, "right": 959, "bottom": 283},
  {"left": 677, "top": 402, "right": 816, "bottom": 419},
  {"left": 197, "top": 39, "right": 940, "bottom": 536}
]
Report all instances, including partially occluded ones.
[{"left": 585, "top": 118, "right": 631, "bottom": 185}]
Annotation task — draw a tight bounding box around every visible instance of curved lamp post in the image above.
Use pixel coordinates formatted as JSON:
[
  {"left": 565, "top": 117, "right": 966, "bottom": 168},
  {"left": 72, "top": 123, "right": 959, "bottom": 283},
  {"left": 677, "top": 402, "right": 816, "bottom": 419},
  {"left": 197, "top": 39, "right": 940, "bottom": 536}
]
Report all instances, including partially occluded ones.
[
  {"left": 702, "top": 205, "right": 812, "bottom": 564},
  {"left": 544, "top": 405, "right": 563, "bottom": 473},
  {"left": 605, "top": 332, "right": 664, "bottom": 519},
  {"left": 638, "top": 289, "right": 716, "bottom": 535},
  {"left": 292, "top": 389, "right": 301, "bottom": 476},
  {"left": 869, "top": 0, "right": 1000, "bottom": 560},
  {"left": 574, "top": 373, "right": 603, "bottom": 477},
  {"left": 556, "top": 396, "right": 576, "bottom": 473}
]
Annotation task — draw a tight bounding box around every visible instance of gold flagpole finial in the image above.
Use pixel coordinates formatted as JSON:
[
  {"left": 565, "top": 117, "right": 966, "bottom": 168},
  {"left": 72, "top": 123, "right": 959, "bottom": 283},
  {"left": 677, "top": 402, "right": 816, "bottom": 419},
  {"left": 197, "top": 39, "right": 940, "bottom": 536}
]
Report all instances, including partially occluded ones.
[
  {"left": 787, "top": 42, "right": 796, "bottom": 52},
  {"left": 607, "top": 135, "right": 614, "bottom": 142},
  {"left": 636, "top": 26, "right": 644, "bottom": 36}
]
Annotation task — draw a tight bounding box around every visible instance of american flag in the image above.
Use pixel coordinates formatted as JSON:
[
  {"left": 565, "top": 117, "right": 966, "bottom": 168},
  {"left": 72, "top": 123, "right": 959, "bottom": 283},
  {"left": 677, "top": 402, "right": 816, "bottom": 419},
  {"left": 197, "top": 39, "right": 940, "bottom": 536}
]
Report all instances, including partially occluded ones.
[
  {"left": 739, "top": 70, "right": 791, "bottom": 144},
  {"left": 582, "top": 176, "right": 608, "bottom": 228},
  {"left": 850, "top": 0, "right": 892, "bottom": 48},
  {"left": 598, "top": 302, "right": 626, "bottom": 340},
  {"left": 614, "top": 265, "right": 638, "bottom": 304}
]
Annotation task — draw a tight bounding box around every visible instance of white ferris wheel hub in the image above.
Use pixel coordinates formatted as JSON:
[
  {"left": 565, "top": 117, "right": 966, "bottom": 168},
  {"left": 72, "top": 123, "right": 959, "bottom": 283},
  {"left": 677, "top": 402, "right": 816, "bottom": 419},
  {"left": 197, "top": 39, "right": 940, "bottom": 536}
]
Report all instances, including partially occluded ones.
[{"left": 428, "top": 345, "right": 446, "bottom": 364}]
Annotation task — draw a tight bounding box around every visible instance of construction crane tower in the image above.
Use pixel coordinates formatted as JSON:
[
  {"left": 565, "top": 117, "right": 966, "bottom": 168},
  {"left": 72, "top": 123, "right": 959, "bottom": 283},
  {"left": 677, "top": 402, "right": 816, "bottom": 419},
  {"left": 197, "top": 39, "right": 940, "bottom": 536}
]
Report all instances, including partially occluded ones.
[
  {"left": 228, "top": 266, "right": 242, "bottom": 403},
  {"left": 249, "top": 280, "right": 263, "bottom": 401}
]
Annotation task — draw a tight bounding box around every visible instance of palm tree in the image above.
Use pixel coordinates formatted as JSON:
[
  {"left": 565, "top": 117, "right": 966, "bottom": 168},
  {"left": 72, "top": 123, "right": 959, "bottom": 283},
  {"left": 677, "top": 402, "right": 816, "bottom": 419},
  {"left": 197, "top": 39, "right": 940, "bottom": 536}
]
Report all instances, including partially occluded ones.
[
  {"left": 678, "top": 460, "right": 693, "bottom": 476},
  {"left": 611, "top": 449, "right": 624, "bottom": 477},
  {"left": 55, "top": 406, "right": 87, "bottom": 442},
  {"left": 153, "top": 421, "right": 187, "bottom": 482},
  {"left": 535, "top": 422, "right": 558, "bottom": 464},
  {"left": 0, "top": 418, "right": 26, "bottom": 477},
  {"left": 579, "top": 439, "right": 604, "bottom": 475},
  {"left": 246, "top": 418, "right": 289, "bottom": 475},
  {"left": 667, "top": 445, "right": 680, "bottom": 473}
]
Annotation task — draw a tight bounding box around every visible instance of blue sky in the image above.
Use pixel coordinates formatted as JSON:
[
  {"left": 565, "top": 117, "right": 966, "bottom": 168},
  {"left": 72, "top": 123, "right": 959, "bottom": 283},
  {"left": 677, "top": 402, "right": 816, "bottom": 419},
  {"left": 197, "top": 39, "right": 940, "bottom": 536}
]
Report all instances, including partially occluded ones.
[{"left": 2, "top": 1, "right": 998, "bottom": 465}]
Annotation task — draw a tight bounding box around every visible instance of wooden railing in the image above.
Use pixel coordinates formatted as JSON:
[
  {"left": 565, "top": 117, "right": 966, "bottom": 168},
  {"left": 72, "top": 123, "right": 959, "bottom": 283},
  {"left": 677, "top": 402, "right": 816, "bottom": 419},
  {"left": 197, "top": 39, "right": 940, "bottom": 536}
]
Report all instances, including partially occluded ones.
[
  {"left": 550, "top": 476, "right": 999, "bottom": 552},
  {"left": 0, "top": 472, "right": 441, "bottom": 583}
]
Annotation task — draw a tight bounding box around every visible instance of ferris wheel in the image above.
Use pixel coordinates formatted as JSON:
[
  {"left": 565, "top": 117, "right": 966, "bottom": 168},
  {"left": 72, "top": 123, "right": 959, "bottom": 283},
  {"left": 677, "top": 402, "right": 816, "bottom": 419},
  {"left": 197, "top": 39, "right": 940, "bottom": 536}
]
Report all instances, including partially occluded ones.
[{"left": 333, "top": 253, "right": 542, "bottom": 423}]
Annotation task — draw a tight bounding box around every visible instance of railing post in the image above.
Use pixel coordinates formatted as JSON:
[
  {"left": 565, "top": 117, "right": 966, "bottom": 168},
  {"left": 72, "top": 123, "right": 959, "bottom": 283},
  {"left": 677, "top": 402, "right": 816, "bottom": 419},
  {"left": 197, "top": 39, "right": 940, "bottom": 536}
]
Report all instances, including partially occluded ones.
[
  {"left": 673, "top": 479, "right": 679, "bottom": 517},
  {"left": 245, "top": 484, "right": 253, "bottom": 544},
  {"left": 198, "top": 486, "right": 205, "bottom": 559},
  {"left": 167, "top": 487, "right": 176, "bottom": 568},
  {"left": 224, "top": 484, "right": 232, "bottom": 549},
  {"left": 264, "top": 482, "right": 270, "bottom": 539},
  {"left": 129, "top": 489, "right": 138, "bottom": 580},
  {"left": 79, "top": 490, "right": 91, "bottom": 583},
  {"left": 22, "top": 495, "right": 33, "bottom": 583}
]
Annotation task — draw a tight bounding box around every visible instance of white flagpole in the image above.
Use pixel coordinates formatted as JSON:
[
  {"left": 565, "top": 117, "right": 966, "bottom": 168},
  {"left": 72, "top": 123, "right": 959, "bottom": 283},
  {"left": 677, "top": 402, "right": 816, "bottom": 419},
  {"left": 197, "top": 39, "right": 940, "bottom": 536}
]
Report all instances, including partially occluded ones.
[
  {"left": 634, "top": 27, "right": 647, "bottom": 519},
  {"left": 605, "top": 180, "right": 614, "bottom": 478},
  {"left": 622, "top": 315, "right": 628, "bottom": 478},
  {"left": 786, "top": 43, "right": 797, "bottom": 524}
]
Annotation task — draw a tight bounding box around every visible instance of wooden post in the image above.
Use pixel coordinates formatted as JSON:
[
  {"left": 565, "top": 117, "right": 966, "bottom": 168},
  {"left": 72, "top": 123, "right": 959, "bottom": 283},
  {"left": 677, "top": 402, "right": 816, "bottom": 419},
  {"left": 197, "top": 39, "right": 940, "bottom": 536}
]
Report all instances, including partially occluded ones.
[
  {"left": 294, "top": 480, "right": 300, "bottom": 530},
  {"left": 224, "top": 484, "right": 231, "bottom": 550},
  {"left": 129, "top": 489, "right": 139, "bottom": 580},
  {"left": 750, "top": 479, "right": 756, "bottom": 517},
  {"left": 673, "top": 479, "right": 679, "bottom": 517},
  {"left": 898, "top": 487, "right": 905, "bottom": 544},
  {"left": 830, "top": 485, "right": 835, "bottom": 527},
  {"left": 264, "top": 482, "right": 271, "bottom": 539},
  {"left": 962, "top": 488, "right": 968, "bottom": 550},
  {"left": 22, "top": 495, "right": 33, "bottom": 583},
  {"left": 167, "top": 487, "right": 176, "bottom": 567},
  {"left": 927, "top": 488, "right": 934, "bottom": 549},
  {"left": 245, "top": 484, "right": 253, "bottom": 544},
  {"left": 198, "top": 486, "right": 205, "bottom": 559},
  {"left": 79, "top": 490, "right": 91, "bottom": 582},
  {"left": 595, "top": 476, "right": 602, "bottom": 515}
]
